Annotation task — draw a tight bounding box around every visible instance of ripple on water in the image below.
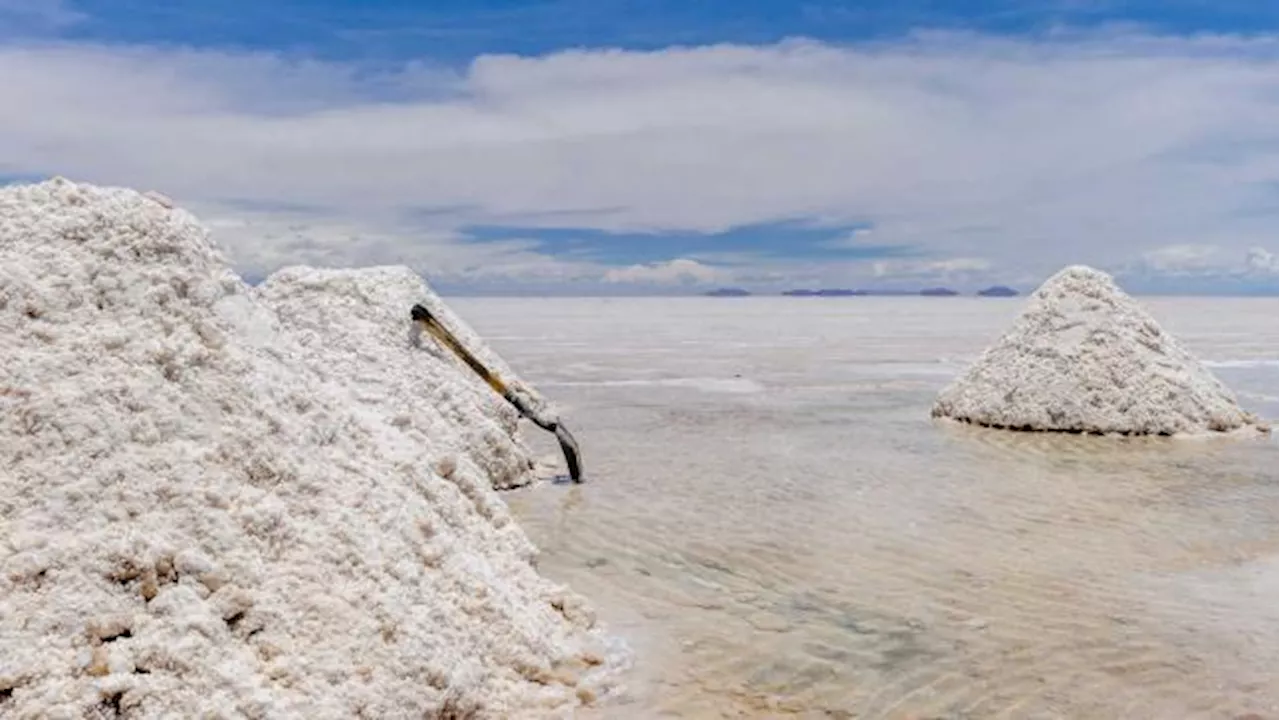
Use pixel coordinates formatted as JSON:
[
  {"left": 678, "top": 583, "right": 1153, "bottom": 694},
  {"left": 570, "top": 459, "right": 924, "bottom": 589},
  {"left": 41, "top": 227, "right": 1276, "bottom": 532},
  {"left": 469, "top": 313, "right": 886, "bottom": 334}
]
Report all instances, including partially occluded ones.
[{"left": 471, "top": 297, "right": 1279, "bottom": 719}]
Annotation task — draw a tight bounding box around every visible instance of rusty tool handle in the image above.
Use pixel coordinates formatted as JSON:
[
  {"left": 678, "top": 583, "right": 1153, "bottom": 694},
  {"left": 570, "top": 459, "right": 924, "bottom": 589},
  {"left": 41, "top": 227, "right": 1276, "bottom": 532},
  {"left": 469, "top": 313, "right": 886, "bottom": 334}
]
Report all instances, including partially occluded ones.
[
  {"left": 411, "top": 303, "right": 584, "bottom": 482},
  {"left": 411, "top": 304, "right": 508, "bottom": 396}
]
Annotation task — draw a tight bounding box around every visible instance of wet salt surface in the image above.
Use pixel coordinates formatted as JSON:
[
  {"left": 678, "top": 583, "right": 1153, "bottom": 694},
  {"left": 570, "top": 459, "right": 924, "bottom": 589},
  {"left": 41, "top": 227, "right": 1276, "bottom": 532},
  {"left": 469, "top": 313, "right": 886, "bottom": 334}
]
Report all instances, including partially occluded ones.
[{"left": 454, "top": 296, "right": 1279, "bottom": 719}]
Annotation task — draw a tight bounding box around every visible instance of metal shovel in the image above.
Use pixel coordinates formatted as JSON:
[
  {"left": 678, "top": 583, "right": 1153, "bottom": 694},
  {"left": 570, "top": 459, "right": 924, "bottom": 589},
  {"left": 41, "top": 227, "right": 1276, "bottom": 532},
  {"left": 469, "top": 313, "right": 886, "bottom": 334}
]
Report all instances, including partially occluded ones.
[{"left": 411, "top": 303, "right": 583, "bottom": 483}]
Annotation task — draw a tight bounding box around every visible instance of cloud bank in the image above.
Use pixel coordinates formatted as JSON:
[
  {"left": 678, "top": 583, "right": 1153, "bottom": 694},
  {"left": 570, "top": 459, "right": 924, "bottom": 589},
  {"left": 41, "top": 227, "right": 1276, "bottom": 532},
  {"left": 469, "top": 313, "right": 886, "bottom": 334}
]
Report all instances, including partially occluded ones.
[
  {"left": 0, "top": 31, "right": 1274, "bottom": 292},
  {"left": 0, "top": 0, "right": 84, "bottom": 33},
  {"left": 603, "top": 258, "right": 726, "bottom": 285}
]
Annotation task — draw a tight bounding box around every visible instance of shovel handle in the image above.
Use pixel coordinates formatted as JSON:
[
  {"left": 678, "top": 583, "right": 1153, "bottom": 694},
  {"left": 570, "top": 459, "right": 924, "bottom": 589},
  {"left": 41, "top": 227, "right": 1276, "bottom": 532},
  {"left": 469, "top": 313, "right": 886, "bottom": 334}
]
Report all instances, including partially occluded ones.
[
  {"left": 411, "top": 304, "right": 508, "bottom": 397},
  {"left": 411, "top": 303, "right": 584, "bottom": 482}
]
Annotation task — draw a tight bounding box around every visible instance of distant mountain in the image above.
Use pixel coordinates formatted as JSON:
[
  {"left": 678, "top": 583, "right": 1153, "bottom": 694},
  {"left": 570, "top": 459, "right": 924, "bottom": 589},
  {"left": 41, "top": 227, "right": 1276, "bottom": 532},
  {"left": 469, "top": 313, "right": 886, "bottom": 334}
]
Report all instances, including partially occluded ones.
[
  {"left": 920, "top": 287, "right": 959, "bottom": 297},
  {"left": 782, "top": 289, "right": 819, "bottom": 296},
  {"left": 977, "top": 285, "right": 1019, "bottom": 297},
  {"left": 704, "top": 287, "right": 752, "bottom": 297}
]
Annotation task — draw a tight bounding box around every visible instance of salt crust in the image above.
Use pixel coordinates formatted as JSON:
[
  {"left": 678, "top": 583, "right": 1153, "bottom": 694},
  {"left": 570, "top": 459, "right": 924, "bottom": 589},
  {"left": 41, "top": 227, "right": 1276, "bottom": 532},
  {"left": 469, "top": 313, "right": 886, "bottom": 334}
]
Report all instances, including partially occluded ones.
[
  {"left": 257, "top": 265, "right": 547, "bottom": 491},
  {"left": 0, "top": 179, "right": 611, "bottom": 719},
  {"left": 932, "top": 265, "right": 1266, "bottom": 436}
]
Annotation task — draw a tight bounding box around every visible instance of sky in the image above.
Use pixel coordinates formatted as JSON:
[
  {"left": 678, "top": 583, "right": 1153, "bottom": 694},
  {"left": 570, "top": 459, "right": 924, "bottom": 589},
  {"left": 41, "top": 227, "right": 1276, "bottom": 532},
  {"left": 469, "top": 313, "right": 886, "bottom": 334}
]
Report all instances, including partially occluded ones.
[{"left": 0, "top": 0, "right": 1276, "bottom": 295}]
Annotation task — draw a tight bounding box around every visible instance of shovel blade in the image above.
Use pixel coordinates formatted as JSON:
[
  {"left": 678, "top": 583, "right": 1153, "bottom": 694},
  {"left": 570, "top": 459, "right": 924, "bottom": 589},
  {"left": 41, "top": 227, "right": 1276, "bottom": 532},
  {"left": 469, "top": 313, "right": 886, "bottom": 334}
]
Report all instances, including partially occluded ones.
[{"left": 553, "top": 423, "right": 583, "bottom": 483}]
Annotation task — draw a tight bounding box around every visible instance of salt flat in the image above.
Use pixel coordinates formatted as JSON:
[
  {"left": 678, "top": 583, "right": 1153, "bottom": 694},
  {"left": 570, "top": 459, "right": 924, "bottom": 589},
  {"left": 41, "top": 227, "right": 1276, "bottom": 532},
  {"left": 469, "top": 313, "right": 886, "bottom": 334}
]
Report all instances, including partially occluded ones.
[{"left": 453, "top": 296, "right": 1279, "bottom": 719}]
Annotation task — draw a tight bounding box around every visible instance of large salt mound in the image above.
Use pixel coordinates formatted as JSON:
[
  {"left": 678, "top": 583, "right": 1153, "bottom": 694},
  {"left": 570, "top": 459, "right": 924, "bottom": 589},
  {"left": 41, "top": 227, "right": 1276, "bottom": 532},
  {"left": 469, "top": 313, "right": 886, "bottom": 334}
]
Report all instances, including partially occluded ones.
[
  {"left": 0, "top": 179, "right": 611, "bottom": 719},
  {"left": 932, "top": 265, "right": 1265, "bottom": 435}
]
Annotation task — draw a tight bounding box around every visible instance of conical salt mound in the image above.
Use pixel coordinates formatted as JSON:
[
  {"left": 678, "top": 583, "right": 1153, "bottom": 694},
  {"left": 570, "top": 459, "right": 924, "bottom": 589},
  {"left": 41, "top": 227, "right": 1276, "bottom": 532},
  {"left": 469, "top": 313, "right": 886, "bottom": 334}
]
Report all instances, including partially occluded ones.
[
  {"left": 932, "top": 265, "right": 1265, "bottom": 436},
  {"left": 0, "top": 179, "right": 615, "bottom": 719}
]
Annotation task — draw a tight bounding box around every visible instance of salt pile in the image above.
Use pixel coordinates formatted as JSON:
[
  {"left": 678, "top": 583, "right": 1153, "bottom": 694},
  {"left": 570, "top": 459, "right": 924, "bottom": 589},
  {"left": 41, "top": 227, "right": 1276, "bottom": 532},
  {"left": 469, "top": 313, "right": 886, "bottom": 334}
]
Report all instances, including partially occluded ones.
[
  {"left": 932, "top": 265, "right": 1265, "bottom": 435},
  {"left": 0, "top": 179, "right": 612, "bottom": 719}
]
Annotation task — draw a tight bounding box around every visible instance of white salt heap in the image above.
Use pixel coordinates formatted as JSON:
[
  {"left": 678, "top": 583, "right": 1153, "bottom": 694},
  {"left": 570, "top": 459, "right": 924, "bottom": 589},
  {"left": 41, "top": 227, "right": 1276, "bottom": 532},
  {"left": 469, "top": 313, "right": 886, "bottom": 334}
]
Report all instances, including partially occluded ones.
[
  {"left": 932, "top": 264, "right": 1266, "bottom": 435},
  {"left": 0, "top": 179, "right": 613, "bottom": 719}
]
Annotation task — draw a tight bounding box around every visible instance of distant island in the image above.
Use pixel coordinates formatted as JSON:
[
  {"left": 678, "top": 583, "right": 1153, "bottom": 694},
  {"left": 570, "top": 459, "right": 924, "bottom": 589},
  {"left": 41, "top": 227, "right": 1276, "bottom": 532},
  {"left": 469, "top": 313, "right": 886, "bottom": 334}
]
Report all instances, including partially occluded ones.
[
  {"left": 919, "top": 287, "right": 959, "bottom": 297},
  {"left": 704, "top": 287, "right": 752, "bottom": 297},
  {"left": 977, "top": 285, "right": 1019, "bottom": 297}
]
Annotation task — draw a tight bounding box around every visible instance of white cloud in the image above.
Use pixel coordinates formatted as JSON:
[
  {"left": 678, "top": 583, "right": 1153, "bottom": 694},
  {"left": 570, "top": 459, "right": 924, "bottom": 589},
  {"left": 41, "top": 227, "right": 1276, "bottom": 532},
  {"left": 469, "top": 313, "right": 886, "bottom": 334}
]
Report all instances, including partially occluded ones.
[
  {"left": 0, "top": 32, "right": 1274, "bottom": 289},
  {"left": 872, "top": 257, "right": 991, "bottom": 278},
  {"left": 1141, "top": 243, "right": 1280, "bottom": 278},
  {"left": 603, "top": 258, "right": 726, "bottom": 285},
  {"left": 1116, "top": 243, "right": 1279, "bottom": 289},
  {"left": 191, "top": 204, "right": 602, "bottom": 283},
  {"left": 819, "top": 227, "right": 876, "bottom": 248},
  {"left": 1139, "top": 244, "right": 1223, "bottom": 273},
  {"left": 0, "top": 0, "right": 84, "bottom": 32},
  {"left": 1245, "top": 246, "right": 1278, "bottom": 275}
]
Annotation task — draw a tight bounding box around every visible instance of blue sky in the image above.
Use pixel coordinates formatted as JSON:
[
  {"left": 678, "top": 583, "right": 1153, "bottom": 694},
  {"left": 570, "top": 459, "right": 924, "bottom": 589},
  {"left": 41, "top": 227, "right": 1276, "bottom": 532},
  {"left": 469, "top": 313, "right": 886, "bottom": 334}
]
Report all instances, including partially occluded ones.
[
  {"left": 0, "top": 0, "right": 1276, "bottom": 294},
  {"left": 461, "top": 220, "right": 898, "bottom": 264},
  {"left": 36, "top": 0, "right": 1280, "bottom": 59}
]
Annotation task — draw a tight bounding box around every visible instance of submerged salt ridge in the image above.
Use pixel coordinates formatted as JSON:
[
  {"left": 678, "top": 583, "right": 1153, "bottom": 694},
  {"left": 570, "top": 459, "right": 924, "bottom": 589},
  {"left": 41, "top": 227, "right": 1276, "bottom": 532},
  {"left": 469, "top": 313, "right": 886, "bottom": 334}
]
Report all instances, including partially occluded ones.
[
  {"left": 933, "top": 265, "right": 1267, "bottom": 436},
  {"left": 0, "top": 179, "right": 616, "bottom": 718}
]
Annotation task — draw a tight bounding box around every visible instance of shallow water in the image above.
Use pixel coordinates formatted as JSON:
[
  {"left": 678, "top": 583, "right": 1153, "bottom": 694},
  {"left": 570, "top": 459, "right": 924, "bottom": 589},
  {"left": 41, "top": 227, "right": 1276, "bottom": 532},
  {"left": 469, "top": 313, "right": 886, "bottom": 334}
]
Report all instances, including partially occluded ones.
[{"left": 453, "top": 296, "right": 1279, "bottom": 720}]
